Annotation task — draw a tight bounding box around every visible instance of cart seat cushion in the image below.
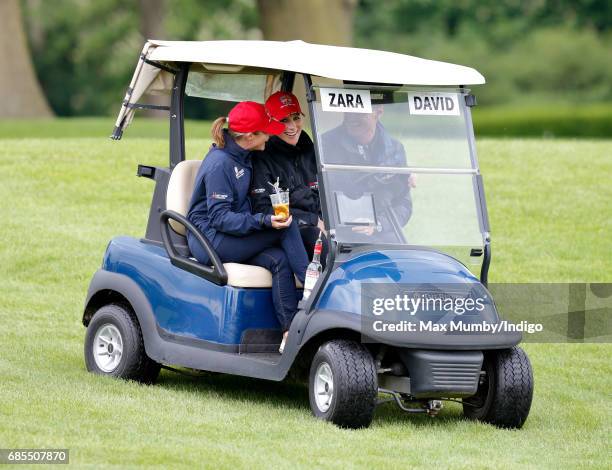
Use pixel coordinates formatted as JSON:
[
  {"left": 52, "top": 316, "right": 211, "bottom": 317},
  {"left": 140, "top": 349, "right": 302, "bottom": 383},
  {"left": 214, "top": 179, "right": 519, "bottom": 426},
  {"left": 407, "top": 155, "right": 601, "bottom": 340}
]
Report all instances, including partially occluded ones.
[
  {"left": 169, "top": 160, "right": 303, "bottom": 289},
  {"left": 166, "top": 159, "right": 202, "bottom": 235},
  {"left": 224, "top": 263, "right": 303, "bottom": 289}
]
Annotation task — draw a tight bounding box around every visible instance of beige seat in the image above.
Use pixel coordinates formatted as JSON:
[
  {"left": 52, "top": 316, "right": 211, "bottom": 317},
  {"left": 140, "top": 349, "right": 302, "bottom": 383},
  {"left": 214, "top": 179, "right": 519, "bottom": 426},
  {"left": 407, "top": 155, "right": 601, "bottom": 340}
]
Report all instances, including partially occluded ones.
[{"left": 166, "top": 160, "right": 302, "bottom": 288}]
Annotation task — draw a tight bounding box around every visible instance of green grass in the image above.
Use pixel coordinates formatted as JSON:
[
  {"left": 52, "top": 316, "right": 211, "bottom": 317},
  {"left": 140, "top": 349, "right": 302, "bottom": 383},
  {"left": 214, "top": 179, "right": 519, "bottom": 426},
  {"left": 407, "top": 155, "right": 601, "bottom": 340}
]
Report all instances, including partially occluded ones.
[
  {"left": 0, "top": 122, "right": 610, "bottom": 468},
  {"left": 0, "top": 117, "right": 211, "bottom": 140}
]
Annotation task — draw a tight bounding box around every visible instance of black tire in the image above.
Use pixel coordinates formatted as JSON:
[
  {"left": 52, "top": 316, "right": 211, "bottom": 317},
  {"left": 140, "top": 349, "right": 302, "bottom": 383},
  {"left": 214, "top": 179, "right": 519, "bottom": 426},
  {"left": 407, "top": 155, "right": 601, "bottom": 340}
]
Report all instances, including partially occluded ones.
[
  {"left": 463, "top": 346, "right": 533, "bottom": 429},
  {"left": 84, "top": 303, "right": 161, "bottom": 384},
  {"left": 308, "top": 340, "right": 377, "bottom": 429}
]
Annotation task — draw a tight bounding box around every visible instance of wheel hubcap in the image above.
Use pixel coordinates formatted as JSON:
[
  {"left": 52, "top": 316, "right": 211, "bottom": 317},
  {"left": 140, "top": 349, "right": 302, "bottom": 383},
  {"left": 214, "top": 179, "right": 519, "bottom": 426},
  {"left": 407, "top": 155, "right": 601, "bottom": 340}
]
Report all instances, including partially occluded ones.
[
  {"left": 93, "top": 324, "right": 123, "bottom": 372},
  {"left": 314, "top": 362, "right": 334, "bottom": 412}
]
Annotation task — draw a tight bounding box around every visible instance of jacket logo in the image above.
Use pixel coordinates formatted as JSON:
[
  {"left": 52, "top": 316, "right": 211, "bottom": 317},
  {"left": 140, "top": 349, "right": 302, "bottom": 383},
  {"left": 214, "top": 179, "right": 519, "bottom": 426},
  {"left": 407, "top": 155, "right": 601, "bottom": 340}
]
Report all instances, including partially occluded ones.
[
  {"left": 251, "top": 188, "right": 266, "bottom": 194},
  {"left": 308, "top": 181, "right": 319, "bottom": 190},
  {"left": 211, "top": 192, "right": 228, "bottom": 200},
  {"left": 234, "top": 166, "right": 245, "bottom": 179}
]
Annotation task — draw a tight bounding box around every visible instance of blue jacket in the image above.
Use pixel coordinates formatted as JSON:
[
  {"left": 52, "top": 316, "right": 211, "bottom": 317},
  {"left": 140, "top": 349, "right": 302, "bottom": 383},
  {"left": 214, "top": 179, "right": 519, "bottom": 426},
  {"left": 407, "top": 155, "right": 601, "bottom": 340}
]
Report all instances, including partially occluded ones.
[{"left": 187, "top": 131, "right": 272, "bottom": 249}]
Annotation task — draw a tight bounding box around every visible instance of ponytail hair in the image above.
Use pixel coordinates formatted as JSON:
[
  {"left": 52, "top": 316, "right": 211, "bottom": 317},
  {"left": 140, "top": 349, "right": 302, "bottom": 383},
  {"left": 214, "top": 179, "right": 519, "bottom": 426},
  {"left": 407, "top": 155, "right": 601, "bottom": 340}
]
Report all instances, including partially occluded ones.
[
  {"left": 211, "top": 116, "right": 248, "bottom": 149},
  {"left": 211, "top": 117, "right": 227, "bottom": 148}
]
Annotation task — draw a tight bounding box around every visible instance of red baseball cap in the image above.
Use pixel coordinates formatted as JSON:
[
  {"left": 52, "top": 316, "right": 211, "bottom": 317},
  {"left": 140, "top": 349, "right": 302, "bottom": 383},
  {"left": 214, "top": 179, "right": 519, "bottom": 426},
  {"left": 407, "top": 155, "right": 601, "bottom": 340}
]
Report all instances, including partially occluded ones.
[
  {"left": 228, "top": 101, "right": 284, "bottom": 135},
  {"left": 265, "top": 91, "right": 302, "bottom": 121}
]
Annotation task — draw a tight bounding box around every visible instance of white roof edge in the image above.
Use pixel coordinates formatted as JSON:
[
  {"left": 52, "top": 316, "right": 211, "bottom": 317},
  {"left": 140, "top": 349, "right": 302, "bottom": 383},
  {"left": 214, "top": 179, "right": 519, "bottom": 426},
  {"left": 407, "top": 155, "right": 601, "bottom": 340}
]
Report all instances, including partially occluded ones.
[{"left": 146, "top": 40, "right": 485, "bottom": 86}]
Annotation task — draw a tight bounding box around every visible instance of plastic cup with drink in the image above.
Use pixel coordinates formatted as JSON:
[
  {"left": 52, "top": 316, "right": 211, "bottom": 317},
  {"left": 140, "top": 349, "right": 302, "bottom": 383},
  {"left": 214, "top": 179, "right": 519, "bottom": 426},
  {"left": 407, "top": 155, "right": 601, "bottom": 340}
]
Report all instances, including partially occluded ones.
[
  {"left": 270, "top": 191, "right": 290, "bottom": 221},
  {"left": 268, "top": 177, "right": 290, "bottom": 221}
]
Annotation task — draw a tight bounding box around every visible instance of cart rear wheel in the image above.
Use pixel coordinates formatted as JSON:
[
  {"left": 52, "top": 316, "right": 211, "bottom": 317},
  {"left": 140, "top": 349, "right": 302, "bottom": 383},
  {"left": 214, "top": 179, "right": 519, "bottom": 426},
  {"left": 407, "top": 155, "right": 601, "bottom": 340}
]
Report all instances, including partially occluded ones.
[
  {"left": 308, "top": 340, "right": 377, "bottom": 429},
  {"left": 84, "top": 303, "right": 160, "bottom": 384},
  {"left": 463, "top": 346, "right": 533, "bottom": 429}
]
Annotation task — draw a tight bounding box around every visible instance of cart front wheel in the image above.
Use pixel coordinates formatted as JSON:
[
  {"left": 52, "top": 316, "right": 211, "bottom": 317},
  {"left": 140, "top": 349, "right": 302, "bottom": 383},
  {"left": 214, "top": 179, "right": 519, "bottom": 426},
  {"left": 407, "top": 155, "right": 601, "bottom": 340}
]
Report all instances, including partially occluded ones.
[
  {"left": 463, "top": 346, "right": 533, "bottom": 429},
  {"left": 308, "top": 340, "right": 377, "bottom": 429},
  {"left": 84, "top": 303, "right": 160, "bottom": 384}
]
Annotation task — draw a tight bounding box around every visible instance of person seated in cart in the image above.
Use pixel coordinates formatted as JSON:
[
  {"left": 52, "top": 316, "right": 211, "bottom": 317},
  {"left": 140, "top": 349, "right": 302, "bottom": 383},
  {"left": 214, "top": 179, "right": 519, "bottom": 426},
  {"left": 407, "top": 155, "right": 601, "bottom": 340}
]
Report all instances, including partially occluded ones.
[
  {"left": 250, "top": 91, "right": 328, "bottom": 265},
  {"left": 321, "top": 104, "right": 414, "bottom": 243},
  {"left": 186, "top": 101, "right": 309, "bottom": 351}
]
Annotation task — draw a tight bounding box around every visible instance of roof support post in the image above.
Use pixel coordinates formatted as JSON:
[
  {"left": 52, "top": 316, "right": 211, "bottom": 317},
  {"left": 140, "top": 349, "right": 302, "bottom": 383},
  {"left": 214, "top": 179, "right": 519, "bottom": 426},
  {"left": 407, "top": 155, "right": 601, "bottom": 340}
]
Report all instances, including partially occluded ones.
[
  {"left": 299, "top": 73, "right": 340, "bottom": 314},
  {"left": 169, "top": 63, "right": 189, "bottom": 169},
  {"left": 302, "top": 74, "right": 329, "bottom": 230},
  {"left": 460, "top": 85, "right": 491, "bottom": 285},
  {"left": 281, "top": 72, "right": 295, "bottom": 92}
]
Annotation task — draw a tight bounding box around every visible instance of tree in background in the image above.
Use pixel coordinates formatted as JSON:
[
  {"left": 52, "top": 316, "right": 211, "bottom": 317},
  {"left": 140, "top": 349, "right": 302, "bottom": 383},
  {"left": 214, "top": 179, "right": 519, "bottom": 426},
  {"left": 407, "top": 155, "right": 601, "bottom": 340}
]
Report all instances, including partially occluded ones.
[
  {"left": 355, "top": 0, "right": 612, "bottom": 105},
  {"left": 23, "top": 0, "right": 141, "bottom": 116},
  {"left": 0, "top": 0, "right": 52, "bottom": 118},
  {"left": 139, "top": 0, "right": 166, "bottom": 39},
  {"left": 257, "top": 0, "right": 356, "bottom": 45},
  {"left": 139, "top": 0, "right": 168, "bottom": 118},
  {"left": 17, "top": 0, "right": 612, "bottom": 116},
  {"left": 22, "top": 0, "right": 260, "bottom": 116}
]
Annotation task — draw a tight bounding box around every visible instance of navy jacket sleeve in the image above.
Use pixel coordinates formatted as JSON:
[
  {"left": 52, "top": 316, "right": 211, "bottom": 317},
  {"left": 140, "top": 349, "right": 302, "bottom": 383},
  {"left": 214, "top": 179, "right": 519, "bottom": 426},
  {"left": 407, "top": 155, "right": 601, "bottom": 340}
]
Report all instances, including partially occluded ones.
[
  {"left": 288, "top": 186, "right": 319, "bottom": 226},
  {"left": 390, "top": 184, "right": 413, "bottom": 226},
  {"left": 250, "top": 160, "right": 275, "bottom": 216},
  {"left": 206, "top": 161, "right": 270, "bottom": 235},
  {"left": 367, "top": 138, "right": 412, "bottom": 227}
]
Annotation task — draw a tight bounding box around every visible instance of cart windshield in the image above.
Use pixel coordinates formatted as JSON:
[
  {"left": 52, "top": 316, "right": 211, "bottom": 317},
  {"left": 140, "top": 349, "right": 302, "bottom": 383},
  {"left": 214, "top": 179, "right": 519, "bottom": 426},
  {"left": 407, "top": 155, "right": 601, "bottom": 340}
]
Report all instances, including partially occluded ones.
[{"left": 310, "top": 85, "right": 486, "bottom": 263}]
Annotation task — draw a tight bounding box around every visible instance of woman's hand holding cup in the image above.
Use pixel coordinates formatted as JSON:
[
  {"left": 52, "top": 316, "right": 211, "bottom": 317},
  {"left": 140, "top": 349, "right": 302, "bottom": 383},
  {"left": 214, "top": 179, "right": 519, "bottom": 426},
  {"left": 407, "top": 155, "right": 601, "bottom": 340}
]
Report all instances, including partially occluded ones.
[{"left": 271, "top": 214, "right": 293, "bottom": 229}]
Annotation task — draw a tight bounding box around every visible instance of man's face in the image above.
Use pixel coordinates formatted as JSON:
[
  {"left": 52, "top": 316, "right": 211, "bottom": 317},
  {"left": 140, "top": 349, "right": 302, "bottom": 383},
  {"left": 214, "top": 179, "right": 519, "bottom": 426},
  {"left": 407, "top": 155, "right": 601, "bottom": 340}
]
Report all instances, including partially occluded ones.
[{"left": 343, "top": 107, "right": 382, "bottom": 145}]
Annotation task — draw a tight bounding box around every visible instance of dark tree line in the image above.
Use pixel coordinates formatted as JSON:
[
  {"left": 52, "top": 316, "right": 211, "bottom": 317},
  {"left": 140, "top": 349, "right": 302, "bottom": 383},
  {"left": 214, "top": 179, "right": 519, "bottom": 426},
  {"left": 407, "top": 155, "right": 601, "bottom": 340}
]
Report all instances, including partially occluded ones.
[{"left": 2, "top": 0, "right": 610, "bottom": 117}]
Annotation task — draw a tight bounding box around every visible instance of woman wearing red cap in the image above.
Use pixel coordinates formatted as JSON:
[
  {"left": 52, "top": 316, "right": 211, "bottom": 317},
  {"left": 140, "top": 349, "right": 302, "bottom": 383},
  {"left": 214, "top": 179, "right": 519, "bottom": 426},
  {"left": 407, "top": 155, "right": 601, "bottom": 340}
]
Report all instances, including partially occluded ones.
[
  {"left": 250, "top": 91, "right": 327, "bottom": 267},
  {"left": 187, "top": 101, "right": 309, "bottom": 352}
]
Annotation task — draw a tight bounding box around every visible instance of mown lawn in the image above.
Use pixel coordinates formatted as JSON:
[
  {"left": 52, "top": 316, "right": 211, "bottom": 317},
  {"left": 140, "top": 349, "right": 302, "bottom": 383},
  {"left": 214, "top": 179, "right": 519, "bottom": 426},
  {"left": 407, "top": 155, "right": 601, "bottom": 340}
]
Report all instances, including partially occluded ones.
[{"left": 0, "top": 120, "right": 610, "bottom": 468}]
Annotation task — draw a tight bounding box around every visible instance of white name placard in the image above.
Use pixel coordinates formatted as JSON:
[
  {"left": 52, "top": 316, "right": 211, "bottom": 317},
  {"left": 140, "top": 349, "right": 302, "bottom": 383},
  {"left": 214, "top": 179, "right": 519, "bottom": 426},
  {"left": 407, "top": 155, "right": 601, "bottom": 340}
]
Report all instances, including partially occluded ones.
[
  {"left": 408, "top": 92, "right": 460, "bottom": 116},
  {"left": 320, "top": 88, "right": 372, "bottom": 113}
]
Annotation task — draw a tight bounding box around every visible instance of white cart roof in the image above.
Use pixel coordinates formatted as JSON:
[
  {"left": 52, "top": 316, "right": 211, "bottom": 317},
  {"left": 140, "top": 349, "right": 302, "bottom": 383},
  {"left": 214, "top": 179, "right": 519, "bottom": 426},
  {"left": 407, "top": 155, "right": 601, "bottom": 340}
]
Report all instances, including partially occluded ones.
[
  {"left": 113, "top": 40, "right": 484, "bottom": 138},
  {"left": 148, "top": 40, "right": 485, "bottom": 86}
]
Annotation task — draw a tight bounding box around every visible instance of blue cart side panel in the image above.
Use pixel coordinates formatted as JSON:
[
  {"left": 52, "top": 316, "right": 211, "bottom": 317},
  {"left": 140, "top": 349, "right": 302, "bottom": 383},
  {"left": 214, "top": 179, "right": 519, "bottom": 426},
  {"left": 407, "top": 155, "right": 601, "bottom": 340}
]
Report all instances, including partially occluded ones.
[
  {"left": 102, "top": 237, "right": 279, "bottom": 344},
  {"left": 316, "top": 249, "right": 485, "bottom": 315}
]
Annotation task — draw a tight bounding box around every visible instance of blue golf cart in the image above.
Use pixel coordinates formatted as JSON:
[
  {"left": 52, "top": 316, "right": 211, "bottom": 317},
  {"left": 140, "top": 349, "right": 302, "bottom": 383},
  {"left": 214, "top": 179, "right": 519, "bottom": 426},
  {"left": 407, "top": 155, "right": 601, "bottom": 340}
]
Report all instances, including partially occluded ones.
[{"left": 83, "top": 40, "right": 533, "bottom": 429}]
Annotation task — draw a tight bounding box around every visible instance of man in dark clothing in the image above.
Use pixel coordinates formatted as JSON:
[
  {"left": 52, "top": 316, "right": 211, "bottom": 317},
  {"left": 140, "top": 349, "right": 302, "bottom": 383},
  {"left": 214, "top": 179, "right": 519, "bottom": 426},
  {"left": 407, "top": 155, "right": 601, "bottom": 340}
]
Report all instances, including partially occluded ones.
[{"left": 320, "top": 107, "right": 414, "bottom": 243}]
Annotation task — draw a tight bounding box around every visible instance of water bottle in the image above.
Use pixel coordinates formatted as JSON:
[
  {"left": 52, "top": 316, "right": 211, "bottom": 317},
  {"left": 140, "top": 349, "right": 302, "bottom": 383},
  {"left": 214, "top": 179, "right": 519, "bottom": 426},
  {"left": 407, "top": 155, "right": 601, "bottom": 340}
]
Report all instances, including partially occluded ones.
[{"left": 302, "top": 234, "right": 323, "bottom": 300}]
